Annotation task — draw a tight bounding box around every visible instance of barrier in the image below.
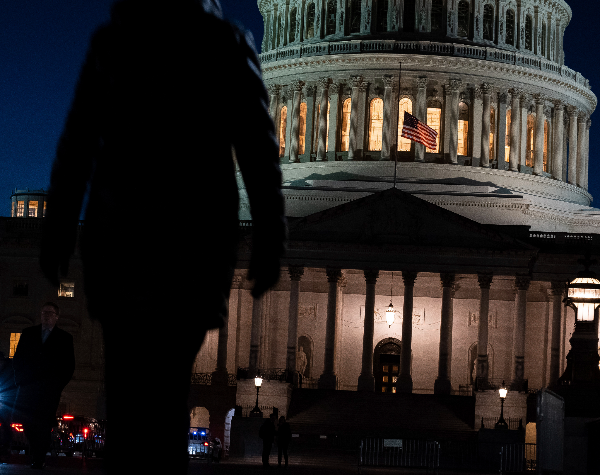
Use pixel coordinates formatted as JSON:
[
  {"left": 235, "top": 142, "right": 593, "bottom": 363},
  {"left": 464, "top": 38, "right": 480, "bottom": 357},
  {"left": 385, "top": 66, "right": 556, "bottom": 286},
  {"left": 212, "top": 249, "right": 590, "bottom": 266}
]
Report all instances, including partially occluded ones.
[{"left": 358, "top": 438, "right": 440, "bottom": 474}]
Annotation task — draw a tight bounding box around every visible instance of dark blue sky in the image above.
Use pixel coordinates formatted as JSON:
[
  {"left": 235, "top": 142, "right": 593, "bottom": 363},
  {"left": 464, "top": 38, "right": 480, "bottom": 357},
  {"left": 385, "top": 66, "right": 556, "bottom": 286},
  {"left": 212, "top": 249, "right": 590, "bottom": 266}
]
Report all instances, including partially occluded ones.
[{"left": 0, "top": 0, "right": 598, "bottom": 216}]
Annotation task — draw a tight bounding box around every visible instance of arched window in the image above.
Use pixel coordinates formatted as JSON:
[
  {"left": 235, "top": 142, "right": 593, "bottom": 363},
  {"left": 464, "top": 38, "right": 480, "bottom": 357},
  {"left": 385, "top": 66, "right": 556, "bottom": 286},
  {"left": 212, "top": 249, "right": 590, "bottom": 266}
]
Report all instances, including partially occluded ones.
[
  {"left": 313, "top": 102, "right": 330, "bottom": 152},
  {"left": 279, "top": 13, "right": 286, "bottom": 46},
  {"left": 289, "top": 8, "right": 297, "bottom": 42},
  {"left": 340, "top": 98, "right": 351, "bottom": 152},
  {"left": 377, "top": 0, "right": 389, "bottom": 32},
  {"left": 525, "top": 15, "right": 533, "bottom": 50},
  {"left": 457, "top": 1, "right": 470, "bottom": 38},
  {"left": 541, "top": 22, "right": 547, "bottom": 57},
  {"left": 279, "top": 106, "right": 287, "bottom": 157},
  {"left": 299, "top": 103, "right": 307, "bottom": 155},
  {"left": 526, "top": 113, "right": 535, "bottom": 167},
  {"left": 505, "top": 109, "right": 511, "bottom": 162},
  {"left": 506, "top": 10, "right": 515, "bottom": 46},
  {"left": 404, "top": 0, "right": 416, "bottom": 33},
  {"left": 458, "top": 102, "right": 469, "bottom": 156},
  {"left": 397, "top": 98, "right": 413, "bottom": 152},
  {"left": 483, "top": 4, "right": 494, "bottom": 41},
  {"left": 426, "top": 106, "right": 442, "bottom": 153},
  {"left": 351, "top": 0, "right": 362, "bottom": 33},
  {"left": 431, "top": 0, "right": 443, "bottom": 34},
  {"left": 306, "top": 3, "right": 316, "bottom": 39},
  {"left": 544, "top": 119, "right": 549, "bottom": 172},
  {"left": 326, "top": 0, "right": 337, "bottom": 36},
  {"left": 369, "top": 98, "right": 384, "bottom": 151},
  {"left": 490, "top": 107, "right": 496, "bottom": 161}
]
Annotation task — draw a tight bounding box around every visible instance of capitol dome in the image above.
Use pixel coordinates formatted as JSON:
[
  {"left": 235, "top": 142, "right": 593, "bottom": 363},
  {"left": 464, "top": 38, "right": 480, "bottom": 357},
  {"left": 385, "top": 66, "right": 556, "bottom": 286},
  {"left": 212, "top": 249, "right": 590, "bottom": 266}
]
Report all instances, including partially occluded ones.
[{"left": 239, "top": 0, "right": 598, "bottom": 233}]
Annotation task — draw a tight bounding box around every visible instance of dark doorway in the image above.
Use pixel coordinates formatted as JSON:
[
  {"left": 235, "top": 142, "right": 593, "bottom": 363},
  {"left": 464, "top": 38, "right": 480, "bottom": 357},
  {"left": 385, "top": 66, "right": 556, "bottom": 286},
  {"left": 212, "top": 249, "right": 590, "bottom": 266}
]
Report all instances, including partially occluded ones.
[{"left": 374, "top": 338, "right": 402, "bottom": 393}]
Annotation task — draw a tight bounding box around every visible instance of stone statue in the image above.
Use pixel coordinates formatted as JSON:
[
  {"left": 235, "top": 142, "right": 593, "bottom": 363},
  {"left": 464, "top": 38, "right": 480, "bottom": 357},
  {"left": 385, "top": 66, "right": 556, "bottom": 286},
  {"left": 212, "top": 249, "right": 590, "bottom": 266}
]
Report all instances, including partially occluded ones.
[{"left": 296, "top": 346, "right": 307, "bottom": 376}]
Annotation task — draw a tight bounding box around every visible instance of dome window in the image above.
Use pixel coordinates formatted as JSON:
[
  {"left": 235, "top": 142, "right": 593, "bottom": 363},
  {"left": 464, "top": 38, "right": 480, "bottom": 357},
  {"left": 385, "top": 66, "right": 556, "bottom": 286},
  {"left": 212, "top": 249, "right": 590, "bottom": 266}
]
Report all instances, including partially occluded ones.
[
  {"left": 525, "top": 15, "right": 533, "bottom": 51},
  {"left": 350, "top": 0, "right": 362, "bottom": 34},
  {"left": 506, "top": 9, "right": 515, "bottom": 46},
  {"left": 326, "top": 0, "right": 337, "bottom": 36},
  {"left": 431, "top": 0, "right": 443, "bottom": 35},
  {"left": 306, "top": 3, "right": 316, "bottom": 39},
  {"left": 368, "top": 98, "right": 384, "bottom": 151},
  {"left": 397, "top": 98, "right": 413, "bottom": 152},
  {"left": 483, "top": 5, "right": 494, "bottom": 41},
  {"left": 376, "top": 0, "right": 389, "bottom": 32},
  {"left": 457, "top": 1, "right": 470, "bottom": 38},
  {"left": 290, "top": 8, "right": 297, "bottom": 43}
]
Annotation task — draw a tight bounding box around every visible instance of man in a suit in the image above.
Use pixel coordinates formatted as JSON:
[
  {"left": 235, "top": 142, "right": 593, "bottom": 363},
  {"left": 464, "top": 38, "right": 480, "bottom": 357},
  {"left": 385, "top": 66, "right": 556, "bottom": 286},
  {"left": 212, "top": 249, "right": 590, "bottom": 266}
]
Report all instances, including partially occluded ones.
[{"left": 13, "top": 302, "right": 75, "bottom": 469}]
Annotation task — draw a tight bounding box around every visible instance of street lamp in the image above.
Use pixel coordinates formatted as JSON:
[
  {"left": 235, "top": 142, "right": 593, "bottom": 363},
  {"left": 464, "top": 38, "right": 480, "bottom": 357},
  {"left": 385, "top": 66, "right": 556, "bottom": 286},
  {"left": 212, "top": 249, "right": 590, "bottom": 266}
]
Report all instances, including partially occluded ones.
[
  {"left": 250, "top": 375, "right": 263, "bottom": 417},
  {"left": 495, "top": 381, "right": 508, "bottom": 430}
]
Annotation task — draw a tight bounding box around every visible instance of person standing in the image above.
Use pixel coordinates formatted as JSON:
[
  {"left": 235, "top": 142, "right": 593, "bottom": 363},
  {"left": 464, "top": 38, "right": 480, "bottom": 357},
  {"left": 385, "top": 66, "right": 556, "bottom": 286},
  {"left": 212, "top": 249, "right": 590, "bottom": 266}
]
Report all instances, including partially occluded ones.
[
  {"left": 39, "top": 0, "right": 286, "bottom": 473},
  {"left": 13, "top": 302, "right": 75, "bottom": 469},
  {"left": 277, "top": 415, "right": 292, "bottom": 468},
  {"left": 259, "top": 414, "right": 277, "bottom": 468}
]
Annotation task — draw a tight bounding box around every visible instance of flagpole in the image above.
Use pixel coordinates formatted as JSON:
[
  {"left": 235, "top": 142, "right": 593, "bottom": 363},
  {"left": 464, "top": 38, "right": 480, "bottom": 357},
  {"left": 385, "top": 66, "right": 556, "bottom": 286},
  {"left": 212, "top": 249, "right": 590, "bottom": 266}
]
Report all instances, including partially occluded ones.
[{"left": 394, "top": 62, "right": 401, "bottom": 189}]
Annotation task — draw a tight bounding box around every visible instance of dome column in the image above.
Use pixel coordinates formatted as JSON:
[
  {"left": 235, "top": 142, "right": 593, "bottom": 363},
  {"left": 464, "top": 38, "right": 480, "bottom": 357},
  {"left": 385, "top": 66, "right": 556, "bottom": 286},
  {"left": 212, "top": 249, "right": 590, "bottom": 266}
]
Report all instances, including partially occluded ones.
[
  {"left": 577, "top": 115, "right": 587, "bottom": 187},
  {"left": 381, "top": 75, "right": 397, "bottom": 161},
  {"left": 533, "top": 96, "right": 545, "bottom": 175},
  {"left": 567, "top": 107, "right": 579, "bottom": 185},
  {"left": 327, "top": 82, "right": 342, "bottom": 161},
  {"left": 434, "top": 273, "right": 455, "bottom": 395},
  {"left": 551, "top": 102, "right": 565, "bottom": 181},
  {"left": 444, "top": 80, "right": 461, "bottom": 165},
  {"left": 267, "top": 84, "right": 281, "bottom": 123},
  {"left": 480, "top": 83, "right": 492, "bottom": 168},
  {"left": 358, "top": 270, "right": 379, "bottom": 392},
  {"left": 476, "top": 273, "right": 493, "bottom": 388},
  {"left": 511, "top": 275, "right": 530, "bottom": 391},
  {"left": 414, "top": 77, "right": 428, "bottom": 162},
  {"left": 509, "top": 89, "right": 522, "bottom": 172},
  {"left": 318, "top": 268, "right": 343, "bottom": 389},
  {"left": 289, "top": 80, "right": 305, "bottom": 164},
  {"left": 584, "top": 119, "right": 591, "bottom": 190},
  {"left": 302, "top": 85, "right": 317, "bottom": 163},
  {"left": 348, "top": 76, "right": 368, "bottom": 161},
  {"left": 496, "top": 92, "right": 508, "bottom": 170},
  {"left": 398, "top": 271, "right": 417, "bottom": 393},
  {"left": 316, "top": 78, "right": 332, "bottom": 162}
]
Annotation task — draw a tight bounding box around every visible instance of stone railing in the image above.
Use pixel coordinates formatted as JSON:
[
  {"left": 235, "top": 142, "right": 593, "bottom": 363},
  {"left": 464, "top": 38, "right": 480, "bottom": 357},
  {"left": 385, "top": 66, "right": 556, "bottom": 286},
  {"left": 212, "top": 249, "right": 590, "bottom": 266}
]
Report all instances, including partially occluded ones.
[
  {"left": 529, "top": 232, "right": 600, "bottom": 246},
  {"left": 190, "top": 372, "right": 237, "bottom": 386},
  {"left": 260, "top": 40, "right": 590, "bottom": 90},
  {"left": 236, "top": 367, "right": 288, "bottom": 382}
]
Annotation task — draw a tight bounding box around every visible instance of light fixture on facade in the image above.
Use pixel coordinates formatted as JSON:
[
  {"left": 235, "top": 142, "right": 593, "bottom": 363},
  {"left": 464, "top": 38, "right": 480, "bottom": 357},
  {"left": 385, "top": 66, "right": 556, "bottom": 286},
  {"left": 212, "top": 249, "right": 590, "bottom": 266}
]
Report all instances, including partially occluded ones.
[
  {"left": 565, "top": 276, "right": 600, "bottom": 322},
  {"left": 386, "top": 273, "right": 395, "bottom": 328},
  {"left": 250, "top": 375, "right": 263, "bottom": 417},
  {"left": 495, "top": 381, "right": 508, "bottom": 430}
]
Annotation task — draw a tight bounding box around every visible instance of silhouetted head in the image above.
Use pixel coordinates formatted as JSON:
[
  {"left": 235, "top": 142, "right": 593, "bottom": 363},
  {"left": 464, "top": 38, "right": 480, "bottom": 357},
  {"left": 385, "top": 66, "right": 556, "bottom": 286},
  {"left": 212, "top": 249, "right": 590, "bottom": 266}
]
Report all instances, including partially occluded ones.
[{"left": 41, "top": 302, "right": 60, "bottom": 331}]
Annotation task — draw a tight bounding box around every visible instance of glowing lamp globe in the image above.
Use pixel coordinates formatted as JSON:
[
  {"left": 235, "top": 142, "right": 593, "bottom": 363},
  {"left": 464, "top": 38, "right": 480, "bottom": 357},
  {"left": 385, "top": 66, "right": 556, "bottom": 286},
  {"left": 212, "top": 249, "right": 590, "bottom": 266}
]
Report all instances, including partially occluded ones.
[
  {"left": 566, "top": 276, "right": 600, "bottom": 322},
  {"left": 254, "top": 376, "right": 263, "bottom": 387},
  {"left": 499, "top": 387, "right": 508, "bottom": 399},
  {"left": 385, "top": 302, "right": 395, "bottom": 327}
]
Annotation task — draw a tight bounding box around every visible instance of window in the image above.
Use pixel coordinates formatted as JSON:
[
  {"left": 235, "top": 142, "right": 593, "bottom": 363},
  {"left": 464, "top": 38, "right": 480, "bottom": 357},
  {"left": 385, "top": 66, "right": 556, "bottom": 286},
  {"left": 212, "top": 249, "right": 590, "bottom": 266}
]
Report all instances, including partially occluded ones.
[
  {"left": 326, "top": 0, "right": 337, "bottom": 36},
  {"left": 13, "top": 281, "right": 28, "bottom": 297},
  {"left": 431, "top": 0, "right": 443, "bottom": 34},
  {"left": 404, "top": 0, "right": 415, "bottom": 32},
  {"left": 457, "top": 1, "right": 470, "bottom": 38},
  {"left": 526, "top": 114, "right": 535, "bottom": 167},
  {"left": 525, "top": 15, "right": 533, "bottom": 50},
  {"left": 458, "top": 102, "right": 469, "bottom": 156},
  {"left": 306, "top": 3, "right": 316, "bottom": 39},
  {"left": 279, "top": 14, "right": 286, "bottom": 46},
  {"left": 299, "top": 103, "right": 307, "bottom": 155},
  {"left": 397, "top": 98, "right": 413, "bottom": 152},
  {"left": 59, "top": 282, "right": 75, "bottom": 298},
  {"left": 314, "top": 102, "right": 330, "bottom": 152},
  {"left": 9, "top": 333, "right": 21, "bottom": 358},
  {"left": 483, "top": 5, "right": 494, "bottom": 41},
  {"left": 541, "top": 22, "right": 547, "bottom": 57},
  {"left": 376, "top": 0, "right": 389, "bottom": 32},
  {"left": 426, "top": 107, "right": 442, "bottom": 153},
  {"left": 28, "top": 201, "right": 38, "bottom": 217},
  {"left": 506, "top": 10, "right": 515, "bottom": 46},
  {"left": 289, "top": 8, "right": 297, "bottom": 42},
  {"left": 351, "top": 0, "right": 362, "bottom": 33},
  {"left": 340, "top": 98, "right": 351, "bottom": 152},
  {"left": 368, "top": 98, "right": 384, "bottom": 151},
  {"left": 505, "top": 109, "right": 511, "bottom": 161},
  {"left": 43, "top": 202, "right": 46, "bottom": 217},
  {"left": 279, "top": 106, "right": 287, "bottom": 157},
  {"left": 380, "top": 355, "right": 399, "bottom": 393},
  {"left": 17, "top": 201, "right": 24, "bottom": 217}
]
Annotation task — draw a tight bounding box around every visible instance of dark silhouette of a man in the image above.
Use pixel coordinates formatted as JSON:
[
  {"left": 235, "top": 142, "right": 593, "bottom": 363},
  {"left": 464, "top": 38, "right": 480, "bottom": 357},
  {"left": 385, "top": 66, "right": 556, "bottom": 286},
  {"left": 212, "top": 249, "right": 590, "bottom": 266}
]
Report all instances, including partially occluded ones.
[{"left": 40, "top": 0, "right": 286, "bottom": 473}]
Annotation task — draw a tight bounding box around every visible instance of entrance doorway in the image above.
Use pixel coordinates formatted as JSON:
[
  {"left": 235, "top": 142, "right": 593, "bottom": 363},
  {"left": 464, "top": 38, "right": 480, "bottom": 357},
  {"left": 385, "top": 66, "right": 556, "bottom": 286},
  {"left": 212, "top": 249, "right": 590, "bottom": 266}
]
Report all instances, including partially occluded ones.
[{"left": 374, "top": 338, "right": 402, "bottom": 393}]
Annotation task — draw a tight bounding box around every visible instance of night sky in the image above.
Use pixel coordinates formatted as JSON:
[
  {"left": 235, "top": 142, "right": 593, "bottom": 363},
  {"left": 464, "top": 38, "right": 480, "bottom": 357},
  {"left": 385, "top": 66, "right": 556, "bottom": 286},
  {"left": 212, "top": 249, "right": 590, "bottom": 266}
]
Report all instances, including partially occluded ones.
[{"left": 1, "top": 0, "right": 598, "bottom": 217}]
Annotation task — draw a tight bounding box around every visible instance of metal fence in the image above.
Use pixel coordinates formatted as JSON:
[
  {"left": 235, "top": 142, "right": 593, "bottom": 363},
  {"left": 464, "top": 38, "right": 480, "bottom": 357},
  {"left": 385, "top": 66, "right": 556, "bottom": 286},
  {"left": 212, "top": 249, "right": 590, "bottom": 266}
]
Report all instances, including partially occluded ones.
[
  {"left": 358, "top": 438, "right": 440, "bottom": 474},
  {"left": 500, "top": 443, "right": 537, "bottom": 473}
]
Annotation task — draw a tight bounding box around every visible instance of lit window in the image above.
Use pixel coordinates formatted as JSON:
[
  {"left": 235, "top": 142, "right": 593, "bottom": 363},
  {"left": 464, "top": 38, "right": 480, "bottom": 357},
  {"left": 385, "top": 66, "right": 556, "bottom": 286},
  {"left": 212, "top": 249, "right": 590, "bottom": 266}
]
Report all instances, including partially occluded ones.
[
  {"left": 458, "top": 102, "right": 469, "bottom": 156},
  {"left": 392, "top": 366, "right": 398, "bottom": 374},
  {"left": 368, "top": 98, "right": 384, "bottom": 151},
  {"left": 279, "top": 106, "right": 287, "bottom": 158},
  {"left": 383, "top": 376, "right": 389, "bottom": 383},
  {"left": 43, "top": 202, "right": 46, "bottom": 217},
  {"left": 505, "top": 109, "right": 511, "bottom": 162},
  {"left": 28, "top": 201, "right": 38, "bottom": 217},
  {"left": 340, "top": 98, "right": 351, "bottom": 152},
  {"left": 426, "top": 107, "right": 442, "bottom": 153},
  {"left": 17, "top": 201, "right": 24, "bottom": 217},
  {"left": 299, "top": 103, "right": 307, "bottom": 155},
  {"left": 382, "top": 365, "right": 388, "bottom": 373},
  {"left": 392, "top": 387, "right": 396, "bottom": 393},
  {"left": 10, "top": 333, "right": 21, "bottom": 358},
  {"left": 526, "top": 114, "right": 535, "bottom": 168},
  {"left": 397, "top": 98, "right": 413, "bottom": 152},
  {"left": 59, "top": 282, "right": 75, "bottom": 298}
]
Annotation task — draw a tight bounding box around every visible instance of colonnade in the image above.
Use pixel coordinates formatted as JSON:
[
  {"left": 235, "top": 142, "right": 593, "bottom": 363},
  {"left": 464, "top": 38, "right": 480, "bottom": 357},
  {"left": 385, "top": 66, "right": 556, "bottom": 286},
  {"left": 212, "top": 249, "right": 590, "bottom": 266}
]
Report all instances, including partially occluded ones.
[
  {"left": 268, "top": 78, "right": 592, "bottom": 190},
  {"left": 213, "top": 267, "right": 569, "bottom": 394}
]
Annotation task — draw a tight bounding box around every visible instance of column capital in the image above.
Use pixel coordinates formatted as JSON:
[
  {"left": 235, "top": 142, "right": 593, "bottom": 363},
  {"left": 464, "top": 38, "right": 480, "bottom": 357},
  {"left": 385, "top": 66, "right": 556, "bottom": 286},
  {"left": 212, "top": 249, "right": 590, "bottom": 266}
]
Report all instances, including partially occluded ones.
[
  {"left": 445, "top": 79, "right": 462, "bottom": 93},
  {"left": 578, "top": 114, "right": 589, "bottom": 125},
  {"left": 416, "top": 76, "right": 428, "bottom": 89},
  {"left": 358, "top": 81, "right": 370, "bottom": 93},
  {"left": 440, "top": 273, "right": 456, "bottom": 288},
  {"left": 472, "top": 86, "right": 482, "bottom": 100},
  {"left": 477, "top": 273, "right": 493, "bottom": 289},
  {"left": 553, "top": 100, "right": 565, "bottom": 111},
  {"left": 267, "top": 83, "right": 282, "bottom": 96},
  {"left": 288, "top": 266, "right": 305, "bottom": 281},
  {"left": 304, "top": 84, "right": 317, "bottom": 97},
  {"left": 382, "top": 75, "right": 395, "bottom": 88},
  {"left": 363, "top": 269, "right": 379, "bottom": 285},
  {"left": 290, "top": 80, "right": 305, "bottom": 92},
  {"left": 481, "top": 82, "right": 493, "bottom": 95},
  {"left": 587, "top": 119, "right": 592, "bottom": 129},
  {"left": 550, "top": 281, "right": 565, "bottom": 296},
  {"left": 514, "top": 275, "right": 532, "bottom": 291},
  {"left": 317, "top": 77, "right": 331, "bottom": 93},
  {"left": 498, "top": 91, "right": 509, "bottom": 104},
  {"left": 402, "top": 271, "right": 418, "bottom": 287},
  {"left": 326, "top": 268, "right": 343, "bottom": 283},
  {"left": 350, "top": 75, "right": 364, "bottom": 89},
  {"left": 533, "top": 93, "right": 547, "bottom": 104},
  {"left": 509, "top": 88, "right": 524, "bottom": 97},
  {"left": 567, "top": 106, "right": 579, "bottom": 118},
  {"left": 231, "top": 275, "right": 244, "bottom": 289}
]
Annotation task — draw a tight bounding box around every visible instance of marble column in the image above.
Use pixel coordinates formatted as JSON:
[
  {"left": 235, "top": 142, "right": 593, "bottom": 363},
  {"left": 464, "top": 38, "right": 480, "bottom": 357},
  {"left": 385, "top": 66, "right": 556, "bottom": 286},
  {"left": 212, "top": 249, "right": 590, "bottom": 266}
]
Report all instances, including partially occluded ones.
[
  {"left": 519, "top": 95, "right": 528, "bottom": 168},
  {"left": 434, "top": 273, "right": 455, "bottom": 395},
  {"left": 267, "top": 84, "right": 281, "bottom": 122},
  {"left": 358, "top": 270, "right": 379, "bottom": 391},
  {"left": 302, "top": 85, "right": 317, "bottom": 162},
  {"left": 286, "top": 266, "right": 304, "bottom": 378},
  {"left": 497, "top": 92, "right": 508, "bottom": 169},
  {"left": 476, "top": 273, "right": 493, "bottom": 388},
  {"left": 577, "top": 115, "right": 587, "bottom": 187},
  {"left": 585, "top": 119, "right": 592, "bottom": 190},
  {"left": 480, "top": 84, "right": 492, "bottom": 168},
  {"left": 316, "top": 78, "right": 331, "bottom": 162},
  {"left": 348, "top": 76, "right": 364, "bottom": 161},
  {"left": 509, "top": 89, "right": 522, "bottom": 171},
  {"left": 398, "top": 271, "right": 417, "bottom": 393},
  {"left": 381, "top": 76, "right": 394, "bottom": 161},
  {"left": 289, "top": 80, "right": 305, "bottom": 164},
  {"left": 415, "top": 77, "right": 428, "bottom": 162},
  {"left": 533, "top": 97, "right": 545, "bottom": 175},
  {"left": 318, "top": 268, "right": 343, "bottom": 389},
  {"left": 511, "top": 275, "right": 531, "bottom": 391},
  {"left": 549, "top": 281, "right": 564, "bottom": 386},
  {"left": 327, "top": 82, "right": 342, "bottom": 161},
  {"left": 552, "top": 102, "right": 565, "bottom": 180},
  {"left": 249, "top": 295, "right": 263, "bottom": 376},
  {"left": 568, "top": 107, "right": 579, "bottom": 185},
  {"left": 444, "top": 80, "right": 461, "bottom": 164}
]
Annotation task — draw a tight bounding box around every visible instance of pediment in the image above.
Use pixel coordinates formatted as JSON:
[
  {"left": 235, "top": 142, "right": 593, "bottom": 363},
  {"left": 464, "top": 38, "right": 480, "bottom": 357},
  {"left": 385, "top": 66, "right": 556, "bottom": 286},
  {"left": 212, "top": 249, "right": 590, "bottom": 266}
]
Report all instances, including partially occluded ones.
[{"left": 288, "top": 187, "right": 532, "bottom": 251}]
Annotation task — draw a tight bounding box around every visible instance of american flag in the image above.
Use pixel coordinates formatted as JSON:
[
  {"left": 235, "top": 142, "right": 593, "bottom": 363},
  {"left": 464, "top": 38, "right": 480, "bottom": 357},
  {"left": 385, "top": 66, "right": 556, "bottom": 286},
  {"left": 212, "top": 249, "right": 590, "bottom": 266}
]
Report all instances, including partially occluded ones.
[{"left": 401, "top": 111, "right": 438, "bottom": 150}]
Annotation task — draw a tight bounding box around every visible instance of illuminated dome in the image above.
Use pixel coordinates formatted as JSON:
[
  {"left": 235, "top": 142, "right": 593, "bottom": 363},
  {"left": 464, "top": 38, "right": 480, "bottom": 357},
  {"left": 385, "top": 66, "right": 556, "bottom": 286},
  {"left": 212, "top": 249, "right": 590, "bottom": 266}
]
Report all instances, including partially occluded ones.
[{"left": 239, "top": 0, "right": 598, "bottom": 233}]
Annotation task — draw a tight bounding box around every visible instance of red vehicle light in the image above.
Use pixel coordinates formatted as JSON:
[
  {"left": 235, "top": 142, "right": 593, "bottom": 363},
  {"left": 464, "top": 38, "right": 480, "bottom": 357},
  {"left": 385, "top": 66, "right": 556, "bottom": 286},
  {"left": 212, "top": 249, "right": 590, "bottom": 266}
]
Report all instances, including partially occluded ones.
[
  {"left": 10, "top": 424, "right": 23, "bottom": 432},
  {"left": 63, "top": 415, "right": 74, "bottom": 420},
  {"left": 204, "top": 442, "right": 208, "bottom": 446}
]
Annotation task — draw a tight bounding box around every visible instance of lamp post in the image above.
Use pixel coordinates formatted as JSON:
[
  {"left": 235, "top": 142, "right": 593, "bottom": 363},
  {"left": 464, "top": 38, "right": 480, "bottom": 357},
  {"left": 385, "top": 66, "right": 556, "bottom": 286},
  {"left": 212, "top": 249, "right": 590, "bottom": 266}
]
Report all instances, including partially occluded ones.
[
  {"left": 250, "top": 375, "right": 263, "bottom": 417},
  {"left": 495, "top": 381, "right": 508, "bottom": 430},
  {"left": 386, "top": 273, "right": 395, "bottom": 328}
]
